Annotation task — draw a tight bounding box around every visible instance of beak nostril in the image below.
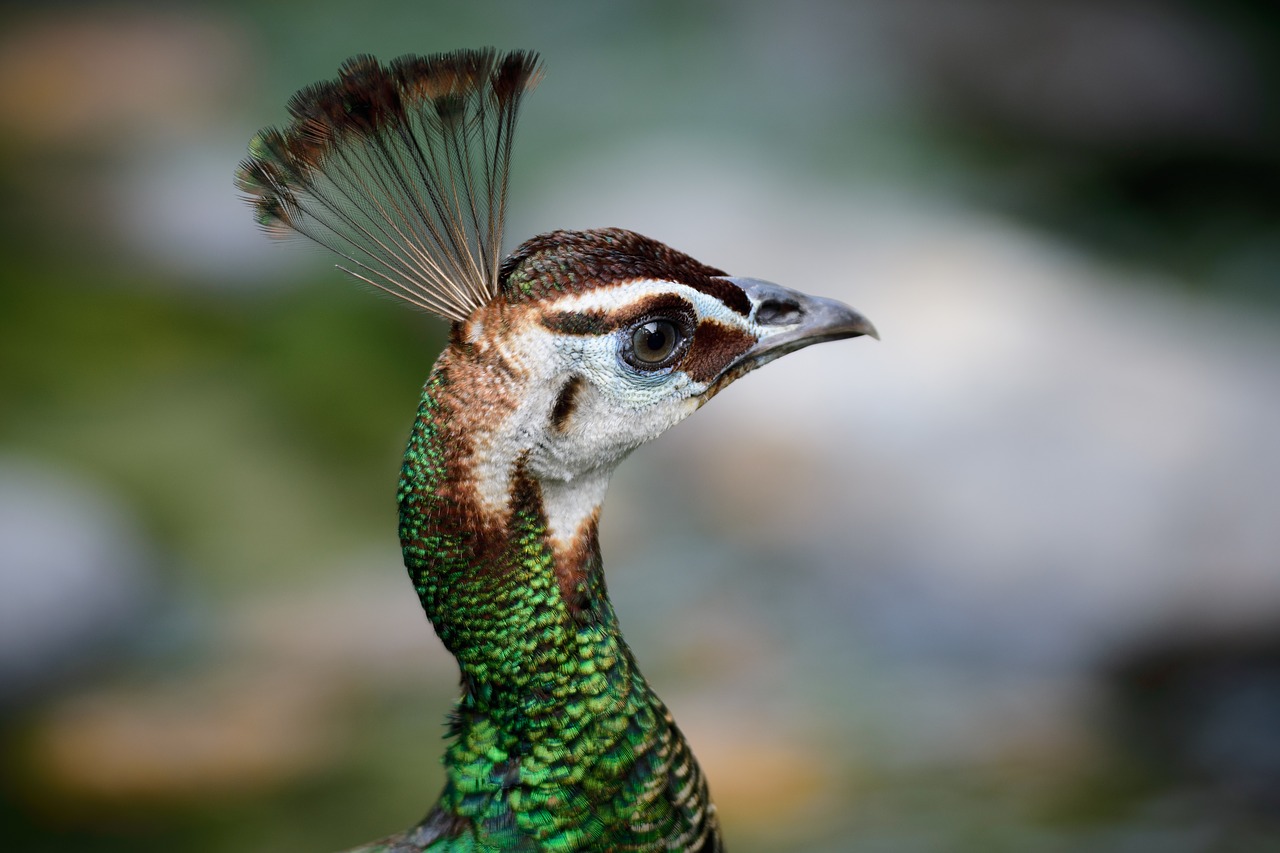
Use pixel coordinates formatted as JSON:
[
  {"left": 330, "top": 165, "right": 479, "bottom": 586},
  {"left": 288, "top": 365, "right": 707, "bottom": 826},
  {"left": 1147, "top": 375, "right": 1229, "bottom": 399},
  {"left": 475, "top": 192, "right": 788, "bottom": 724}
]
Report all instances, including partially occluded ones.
[{"left": 755, "top": 298, "right": 803, "bottom": 326}]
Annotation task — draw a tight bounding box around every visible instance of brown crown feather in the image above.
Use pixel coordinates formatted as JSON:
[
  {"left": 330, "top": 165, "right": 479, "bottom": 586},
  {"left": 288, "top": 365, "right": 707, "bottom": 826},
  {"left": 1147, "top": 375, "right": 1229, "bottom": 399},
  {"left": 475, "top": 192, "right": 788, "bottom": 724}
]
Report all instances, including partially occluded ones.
[{"left": 500, "top": 228, "right": 751, "bottom": 316}]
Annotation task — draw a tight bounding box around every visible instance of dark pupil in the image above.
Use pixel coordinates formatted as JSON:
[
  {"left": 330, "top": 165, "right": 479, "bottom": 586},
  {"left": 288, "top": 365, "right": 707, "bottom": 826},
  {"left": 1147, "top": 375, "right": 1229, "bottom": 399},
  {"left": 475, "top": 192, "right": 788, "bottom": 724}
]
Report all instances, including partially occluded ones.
[{"left": 632, "top": 320, "right": 678, "bottom": 363}]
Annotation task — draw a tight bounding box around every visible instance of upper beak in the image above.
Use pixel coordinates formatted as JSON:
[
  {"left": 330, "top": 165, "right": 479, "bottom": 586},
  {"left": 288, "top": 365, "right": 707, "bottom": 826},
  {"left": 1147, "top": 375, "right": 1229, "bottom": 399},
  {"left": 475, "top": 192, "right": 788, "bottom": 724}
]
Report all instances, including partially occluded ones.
[{"left": 705, "top": 277, "right": 876, "bottom": 396}]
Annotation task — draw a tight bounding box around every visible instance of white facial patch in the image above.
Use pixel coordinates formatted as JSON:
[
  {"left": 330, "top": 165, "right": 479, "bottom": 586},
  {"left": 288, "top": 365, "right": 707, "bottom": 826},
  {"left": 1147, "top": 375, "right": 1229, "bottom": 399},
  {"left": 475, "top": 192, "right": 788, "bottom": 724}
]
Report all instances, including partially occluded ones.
[{"left": 469, "top": 278, "right": 756, "bottom": 553}]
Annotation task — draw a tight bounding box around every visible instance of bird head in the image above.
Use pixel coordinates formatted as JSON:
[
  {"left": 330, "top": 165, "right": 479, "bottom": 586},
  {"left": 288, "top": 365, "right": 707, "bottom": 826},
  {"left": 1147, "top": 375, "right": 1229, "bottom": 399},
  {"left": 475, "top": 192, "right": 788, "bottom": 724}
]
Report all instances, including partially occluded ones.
[
  {"left": 235, "top": 49, "right": 876, "bottom": 536},
  {"left": 449, "top": 228, "right": 876, "bottom": 489}
]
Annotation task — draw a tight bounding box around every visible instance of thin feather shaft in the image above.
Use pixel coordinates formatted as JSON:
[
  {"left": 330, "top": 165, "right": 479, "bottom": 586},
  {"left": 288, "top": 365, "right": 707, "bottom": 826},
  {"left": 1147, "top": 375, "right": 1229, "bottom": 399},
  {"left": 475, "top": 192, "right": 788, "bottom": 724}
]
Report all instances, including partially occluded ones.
[{"left": 235, "top": 49, "right": 543, "bottom": 322}]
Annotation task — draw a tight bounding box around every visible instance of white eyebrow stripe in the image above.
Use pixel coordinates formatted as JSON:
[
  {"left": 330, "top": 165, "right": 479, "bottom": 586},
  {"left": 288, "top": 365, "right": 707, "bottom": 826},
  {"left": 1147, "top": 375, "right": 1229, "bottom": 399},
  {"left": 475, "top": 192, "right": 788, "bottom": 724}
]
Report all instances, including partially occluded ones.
[{"left": 545, "top": 279, "right": 751, "bottom": 327}]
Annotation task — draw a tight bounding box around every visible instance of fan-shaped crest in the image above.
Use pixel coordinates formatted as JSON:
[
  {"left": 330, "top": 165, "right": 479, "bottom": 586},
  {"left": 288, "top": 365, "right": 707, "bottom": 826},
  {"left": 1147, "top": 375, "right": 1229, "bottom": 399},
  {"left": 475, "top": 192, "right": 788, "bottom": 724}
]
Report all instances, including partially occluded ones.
[{"left": 235, "top": 49, "right": 543, "bottom": 322}]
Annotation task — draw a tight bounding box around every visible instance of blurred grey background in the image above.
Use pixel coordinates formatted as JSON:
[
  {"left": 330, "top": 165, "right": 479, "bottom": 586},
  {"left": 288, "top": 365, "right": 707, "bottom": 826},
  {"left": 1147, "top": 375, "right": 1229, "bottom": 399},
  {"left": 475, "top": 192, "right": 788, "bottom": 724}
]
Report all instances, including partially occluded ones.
[{"left": 1, "top": 1, "right": 1279, "bottom": 851}]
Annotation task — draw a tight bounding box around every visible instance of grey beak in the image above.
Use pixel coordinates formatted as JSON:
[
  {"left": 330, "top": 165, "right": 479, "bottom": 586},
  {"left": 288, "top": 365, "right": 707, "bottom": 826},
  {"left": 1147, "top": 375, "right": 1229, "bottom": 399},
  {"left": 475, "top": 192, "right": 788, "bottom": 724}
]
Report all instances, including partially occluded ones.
[
  {"left": 724, "top": 275, "right": 877, "bottom": 368},
  {"left": 699, "top": 277, "right": 875, "bottom": 400}
]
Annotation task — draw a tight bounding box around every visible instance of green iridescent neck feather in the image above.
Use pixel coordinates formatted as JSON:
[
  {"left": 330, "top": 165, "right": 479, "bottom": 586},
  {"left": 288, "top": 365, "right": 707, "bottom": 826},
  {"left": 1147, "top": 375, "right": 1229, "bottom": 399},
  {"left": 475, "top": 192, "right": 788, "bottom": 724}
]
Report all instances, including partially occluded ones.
[{"left": 367, "top": 356, "right": 721, "bottom": 852}]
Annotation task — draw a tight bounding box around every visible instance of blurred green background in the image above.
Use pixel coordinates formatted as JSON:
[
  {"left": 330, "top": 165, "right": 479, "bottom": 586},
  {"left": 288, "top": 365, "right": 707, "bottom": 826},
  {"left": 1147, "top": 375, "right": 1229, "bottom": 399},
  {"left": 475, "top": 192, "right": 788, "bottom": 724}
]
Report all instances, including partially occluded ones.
[{"left": 2, "top": 1, "right": 1279, "bottom": 851}]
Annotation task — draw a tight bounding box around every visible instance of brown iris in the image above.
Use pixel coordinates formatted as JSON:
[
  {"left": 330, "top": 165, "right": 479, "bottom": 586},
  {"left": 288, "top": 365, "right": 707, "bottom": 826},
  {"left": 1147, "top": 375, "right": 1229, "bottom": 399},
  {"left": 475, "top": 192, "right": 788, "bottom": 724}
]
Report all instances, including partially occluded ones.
[{"left": 627, "top": 319, "right": 682, "bottom": 368}]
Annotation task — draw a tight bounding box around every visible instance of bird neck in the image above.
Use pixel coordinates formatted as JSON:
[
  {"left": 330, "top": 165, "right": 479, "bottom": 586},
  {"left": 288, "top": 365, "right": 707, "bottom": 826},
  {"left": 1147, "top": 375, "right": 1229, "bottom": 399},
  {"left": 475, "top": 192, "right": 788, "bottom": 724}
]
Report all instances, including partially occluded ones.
[
  {"left": 401, "top": 339, "right": 667, "bottom": 716},
  {"left": 399, "top": 345, "right": 631, "bottom": 691},
  {"left": 394, "top": 344, "right": 721, "bottom": 849},
  {"left": 397, "top": 349, "right": 645, "bottom": 818}
]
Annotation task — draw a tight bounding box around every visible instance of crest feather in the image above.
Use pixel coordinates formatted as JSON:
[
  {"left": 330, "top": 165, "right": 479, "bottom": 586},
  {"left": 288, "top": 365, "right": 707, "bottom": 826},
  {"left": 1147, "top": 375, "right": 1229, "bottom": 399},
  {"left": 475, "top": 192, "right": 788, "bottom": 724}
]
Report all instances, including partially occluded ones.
[{"left": 235, "top": 48, "right": 543, "bottom": 321}]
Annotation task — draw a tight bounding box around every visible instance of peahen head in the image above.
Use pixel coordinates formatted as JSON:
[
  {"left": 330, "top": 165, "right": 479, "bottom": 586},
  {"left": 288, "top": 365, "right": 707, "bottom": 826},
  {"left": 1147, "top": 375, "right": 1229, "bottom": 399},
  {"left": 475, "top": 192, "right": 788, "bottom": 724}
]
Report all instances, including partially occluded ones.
[
  {"left": 237, "top": 47, "right": 875, "bottom": 853},
  {"left": 476, "top": 228, "right": 872, "bottom": 503},
  {"left": 429, "top": 227, "right": 875, "bottom": 581}
]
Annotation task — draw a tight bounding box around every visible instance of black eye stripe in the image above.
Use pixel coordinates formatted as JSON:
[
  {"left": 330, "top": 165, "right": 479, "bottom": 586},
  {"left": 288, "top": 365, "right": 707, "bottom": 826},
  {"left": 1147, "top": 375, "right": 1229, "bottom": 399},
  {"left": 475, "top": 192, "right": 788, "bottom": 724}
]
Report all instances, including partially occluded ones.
[
  {"left": 539, "top": 292, "right": 699, "bottom": 336},
  {"left": 687, "top": 277, "right": 750, "bottom": 316},
  {"left": 541, "top": 311, "right": 608, "bottom": 335}
]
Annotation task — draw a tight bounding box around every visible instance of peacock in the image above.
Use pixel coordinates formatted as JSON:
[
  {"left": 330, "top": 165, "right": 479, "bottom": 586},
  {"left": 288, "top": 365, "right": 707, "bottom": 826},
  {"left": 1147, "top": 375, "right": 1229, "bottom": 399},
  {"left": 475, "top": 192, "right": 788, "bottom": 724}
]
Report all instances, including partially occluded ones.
[{"left": 236, "top": 48, "right": 875, "bottom": 853}]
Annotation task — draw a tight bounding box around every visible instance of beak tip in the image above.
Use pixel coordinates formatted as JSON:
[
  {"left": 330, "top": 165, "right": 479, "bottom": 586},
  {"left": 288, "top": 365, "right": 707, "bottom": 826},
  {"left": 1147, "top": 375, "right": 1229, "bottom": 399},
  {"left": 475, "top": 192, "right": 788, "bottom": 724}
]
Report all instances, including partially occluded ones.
[{"left": 844, "top": 310, "right": 878, "bottom": 342}]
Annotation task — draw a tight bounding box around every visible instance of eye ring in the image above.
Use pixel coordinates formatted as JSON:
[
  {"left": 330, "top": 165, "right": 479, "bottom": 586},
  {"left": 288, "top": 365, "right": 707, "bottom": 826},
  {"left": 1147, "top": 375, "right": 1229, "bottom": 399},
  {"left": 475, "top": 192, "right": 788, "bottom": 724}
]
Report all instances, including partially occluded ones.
[{"left": 622, "top": 318, "right": 687, "bottom": 370}]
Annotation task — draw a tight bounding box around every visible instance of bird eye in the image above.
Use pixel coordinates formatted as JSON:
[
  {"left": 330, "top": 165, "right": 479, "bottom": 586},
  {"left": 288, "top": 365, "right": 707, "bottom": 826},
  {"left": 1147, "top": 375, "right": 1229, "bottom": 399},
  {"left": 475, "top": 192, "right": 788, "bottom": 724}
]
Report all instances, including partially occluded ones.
[{"left": 626, "top": 319, "right": 683, "bottom": 368}]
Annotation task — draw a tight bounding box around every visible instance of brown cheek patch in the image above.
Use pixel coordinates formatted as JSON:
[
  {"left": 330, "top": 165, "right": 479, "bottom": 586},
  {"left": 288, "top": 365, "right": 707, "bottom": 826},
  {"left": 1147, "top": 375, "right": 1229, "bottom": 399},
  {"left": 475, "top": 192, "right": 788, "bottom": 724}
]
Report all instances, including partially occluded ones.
[
  {"left": 681, "top": 320, "right": 756, "bottom": 383},
  {"left": 550, "top": 375, "right": 582, "bottom": 432}
]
